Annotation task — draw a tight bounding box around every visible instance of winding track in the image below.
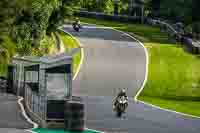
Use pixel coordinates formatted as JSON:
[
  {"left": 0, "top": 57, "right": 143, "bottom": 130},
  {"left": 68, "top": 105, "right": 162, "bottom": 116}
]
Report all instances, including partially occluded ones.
[{"left": 63, "top": 24, "right": 200, "bottom": 133}]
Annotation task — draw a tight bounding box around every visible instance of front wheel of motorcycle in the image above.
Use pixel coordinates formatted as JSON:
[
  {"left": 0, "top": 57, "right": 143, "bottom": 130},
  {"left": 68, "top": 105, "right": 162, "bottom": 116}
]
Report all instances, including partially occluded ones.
[{"left": 117, "top": 111, "right": 122, "bottom": 117}]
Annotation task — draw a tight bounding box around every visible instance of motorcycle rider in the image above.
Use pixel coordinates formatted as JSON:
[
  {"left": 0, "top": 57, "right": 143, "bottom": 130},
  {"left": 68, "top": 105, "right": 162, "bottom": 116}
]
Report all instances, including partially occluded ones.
[
  {"left": 73, "top": 18, "right": 80, "bottom": 27},
  {"left": 72, "top": 17, "right": 81, "bottom": 32},
  {"left": 113, "top": 88, "right": 128, "bottom": 111}
]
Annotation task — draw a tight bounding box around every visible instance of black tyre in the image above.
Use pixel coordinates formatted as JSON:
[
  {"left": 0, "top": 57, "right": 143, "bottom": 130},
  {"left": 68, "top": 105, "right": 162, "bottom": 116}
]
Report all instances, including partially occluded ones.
[
  {"left": 64, "top": 101, "right": 85, "bottom": 132},
  {"left": 69, "top": 119, "right": 85, "bottom": 132},
  {"left": 117, "top": 111, "right": 122, "bottom": 117}
]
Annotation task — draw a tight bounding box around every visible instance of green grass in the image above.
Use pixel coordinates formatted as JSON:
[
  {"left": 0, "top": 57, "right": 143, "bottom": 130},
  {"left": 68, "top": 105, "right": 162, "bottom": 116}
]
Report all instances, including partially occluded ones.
[
  {"left": 138, "top": 43, "right": 200, "bottom": 116},
  {"left": 80, "top": 17, "right": 200, "bottom": 116},
  {"left": 72, "top": 50, "right": 81, "bottom": 75},
  {"left": 33, "top": 128, "right": 100, "bottom": 133},
  {"left": 79, "top": 17, "right": 169, "bottom": 43},
  {"left": 59, "top": 31, "right": 80, "bottom": 51},
  {"left": 58, "top": 31, "right": 81, "bottom": 75},
  {"left": 141, "top": 43, "right": 200, "bottom": 98},
  {"left": 140, "top": 96, "right": 200, "bottom": 116}
]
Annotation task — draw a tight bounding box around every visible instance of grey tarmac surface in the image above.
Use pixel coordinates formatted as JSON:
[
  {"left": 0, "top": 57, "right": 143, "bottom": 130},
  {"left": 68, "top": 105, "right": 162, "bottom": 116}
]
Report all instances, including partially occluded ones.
[
  {"left": 62, "top": 25, "right": 200, "bottom": 133},
  {"left": 0, "top": 128, "right": 30, "bottom": 133},
  {"left": 0, "top": 94, "right": 32, "bottom": 133}
]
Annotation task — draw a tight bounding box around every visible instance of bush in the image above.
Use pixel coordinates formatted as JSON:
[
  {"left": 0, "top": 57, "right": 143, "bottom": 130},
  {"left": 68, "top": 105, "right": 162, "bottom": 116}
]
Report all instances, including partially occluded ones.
[
  {"left": 31, "top": 35, "right": 55, "bottom": 56},
  {"left": 185, "top": 24, "right": 192, "bottom": 33}
]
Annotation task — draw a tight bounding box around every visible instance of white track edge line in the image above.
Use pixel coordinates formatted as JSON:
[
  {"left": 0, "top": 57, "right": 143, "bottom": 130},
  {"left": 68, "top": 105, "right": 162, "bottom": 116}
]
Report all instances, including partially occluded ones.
[
  {"left": 110, "top": 26, "right": 200, "bottom": 119},
  {"left": 58, "top": 28, "right": 84, "bottom": 81},
  {"left": 113, "top": 28, "right": 200, "bottom": 119},
  {"left": 138, "top": 100, "right": 200, "bottom": 119},
  {"left": 82, "top": 22, "right": 200, "bottom": 119},
  {"left": 108, "top": 24, "right": 200, "bottom": 119},
  {"left": 17, "top": 96, "right": 38, "bottom": 133}
]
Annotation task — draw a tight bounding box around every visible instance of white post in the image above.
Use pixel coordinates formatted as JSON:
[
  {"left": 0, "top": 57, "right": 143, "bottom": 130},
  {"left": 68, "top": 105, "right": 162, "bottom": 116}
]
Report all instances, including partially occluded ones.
[
  {"left": 141, "top": 5, "right": 144, "bottom": 24},
  {"left": 17, "top": 63, "right": 22, "bottom": 96}
]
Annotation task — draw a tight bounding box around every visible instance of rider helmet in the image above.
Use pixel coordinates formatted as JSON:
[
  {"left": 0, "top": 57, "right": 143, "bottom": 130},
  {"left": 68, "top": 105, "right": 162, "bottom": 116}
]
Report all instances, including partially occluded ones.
[{"left": 122, "top": 88, "right": 126, "bottom": 93}]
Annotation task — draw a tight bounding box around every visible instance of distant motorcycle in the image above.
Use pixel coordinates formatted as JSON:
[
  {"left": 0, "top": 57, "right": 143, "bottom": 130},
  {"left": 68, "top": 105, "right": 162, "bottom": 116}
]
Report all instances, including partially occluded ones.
[
  {"left": 114, "top": 95, "right": 128, "bottom": 117},
  {"left": 72, "top": 22, "right": 81, "bottom": 32}
]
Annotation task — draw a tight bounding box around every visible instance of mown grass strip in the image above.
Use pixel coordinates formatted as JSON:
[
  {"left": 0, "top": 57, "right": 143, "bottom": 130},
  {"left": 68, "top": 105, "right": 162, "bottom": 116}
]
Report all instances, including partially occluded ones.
[{"left": 58, "top": 31, "right": 81, "bottom": 75}]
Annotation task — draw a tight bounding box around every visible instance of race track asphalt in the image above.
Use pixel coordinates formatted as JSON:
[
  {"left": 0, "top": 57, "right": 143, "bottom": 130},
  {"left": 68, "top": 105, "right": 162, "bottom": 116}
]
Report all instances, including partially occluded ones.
[
  {"left": 62, "top": 24, "right": 200, "bottom": 133},
  {"left": 0, "top": 94, "right": 32, "bottom": 133}
]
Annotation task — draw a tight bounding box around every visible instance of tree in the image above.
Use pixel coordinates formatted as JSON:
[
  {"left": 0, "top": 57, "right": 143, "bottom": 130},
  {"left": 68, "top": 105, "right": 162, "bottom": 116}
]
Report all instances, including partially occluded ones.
[
  {"left": 117, "top": 0, "right": 129, "bottom": 15},
  {"left": 98, "top": 0, "right": 114, "bottom": 14},
  {"left": 1, "top": 0, "right": 81, "bottom": 57},
  {"left": 0, "top": 36, "right": 16, "bottom": 64},
  {"left": 0, "top": 0, "right": 17, "bottom": 63},
  {"left": 150, "top": 0, "right": 161, "bottom": 17},
  {"left": 193, "top": 0, "right": 200, "bottom": 22},
  {"left": 0, "top": 0, "right": 81, "bottom": 75},
  {"left": 10, "top": 0, "right": 80, "bottom": 55},
  {"left": 80, "top": 0, "right": 97, "bottom": 11},
  {"left": 47, "top": 0, "right": 81, "bottom": 33}
]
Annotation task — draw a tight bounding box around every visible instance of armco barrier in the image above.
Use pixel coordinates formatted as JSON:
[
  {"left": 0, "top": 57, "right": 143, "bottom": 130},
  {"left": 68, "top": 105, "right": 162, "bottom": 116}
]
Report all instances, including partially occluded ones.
[{"left": 183, "top": 37, "right": 200, "bottom": 54}]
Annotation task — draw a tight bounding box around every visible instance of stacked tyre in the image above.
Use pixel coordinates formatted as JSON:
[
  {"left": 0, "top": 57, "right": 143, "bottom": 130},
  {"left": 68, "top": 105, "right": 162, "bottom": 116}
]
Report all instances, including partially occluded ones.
[{"left": 64, "top": 101, "right": 85, "bottom": 132}]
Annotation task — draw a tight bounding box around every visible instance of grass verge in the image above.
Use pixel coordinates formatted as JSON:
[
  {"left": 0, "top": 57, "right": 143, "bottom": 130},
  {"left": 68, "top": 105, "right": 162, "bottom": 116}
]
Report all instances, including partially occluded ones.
[
  {"left": 58, "top": 31, "right": 81, "bottom": 75},
  {"left": 80, "top": 17, "right": 200, "bottom": 117},
  {"left": 140, "top": 43, "right": 200, "bottom": 116},
  {"left": 140, "top": 96, "right": 200, "bottom": 117}
]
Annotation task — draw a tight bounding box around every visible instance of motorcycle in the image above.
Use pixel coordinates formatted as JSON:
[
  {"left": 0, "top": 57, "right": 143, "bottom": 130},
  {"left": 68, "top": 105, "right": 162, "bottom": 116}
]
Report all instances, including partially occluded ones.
[
  {"left": 114, "top": 95, "right": 128, "bottom": 117},
  {"left": 72, "top": 22, "right": 81, "bottom": 32}
]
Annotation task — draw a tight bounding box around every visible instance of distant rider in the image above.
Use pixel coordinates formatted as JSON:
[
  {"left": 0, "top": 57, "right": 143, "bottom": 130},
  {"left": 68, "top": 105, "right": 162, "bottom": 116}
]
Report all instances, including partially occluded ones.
[
  {"left": 74, "top": 17, "right": 80, "bottom": 27},
  {"left": 113, "top": 88, "right": 128, "bottom": 110}
]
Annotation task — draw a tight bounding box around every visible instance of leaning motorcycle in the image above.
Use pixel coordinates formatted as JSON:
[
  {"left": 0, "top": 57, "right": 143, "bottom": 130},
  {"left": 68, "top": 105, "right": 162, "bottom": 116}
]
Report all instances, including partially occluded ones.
[
  {"left": 72, "top": 23, "right": 81, "bottom": 32},
  {"left": 72, "top": 23, "right": 79, "bottom": 32},
  {"left": 114, "top": 95, "right": 128, "bottom": 117}
]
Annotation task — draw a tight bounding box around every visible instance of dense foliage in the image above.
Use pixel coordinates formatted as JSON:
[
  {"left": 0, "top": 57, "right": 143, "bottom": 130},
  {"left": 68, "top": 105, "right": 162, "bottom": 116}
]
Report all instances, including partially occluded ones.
[
  {"left": 149, "top": 0, "right": 192, "bottom": 22},
  {"left": 80, "top": 0, "right": 193, "bottom": 25},
  {"left": 0, "top": 0, "right": 79, "bottom": 58},
  {"left": 0, "top": 0, "right": 197, "bottom": 75},
  {"left": 98, "top": 0, "right": 114, "bottom": 14},
  {"left": 149, "top": 0, "right": 195, "bottom": 34},
  {"left": 0, "top": 0, "right": 80, "bottom": 76},
  {"left": 80, "top": 0, "right": 129, "bottom": 15}
]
